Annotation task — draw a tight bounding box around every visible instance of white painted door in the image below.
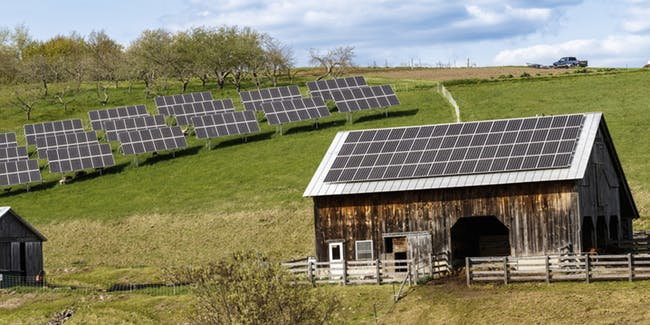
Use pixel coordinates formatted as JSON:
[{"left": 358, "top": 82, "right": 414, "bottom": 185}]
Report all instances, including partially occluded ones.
[{"left": 328, "top": 242, "right": 344, "bottom": 278}]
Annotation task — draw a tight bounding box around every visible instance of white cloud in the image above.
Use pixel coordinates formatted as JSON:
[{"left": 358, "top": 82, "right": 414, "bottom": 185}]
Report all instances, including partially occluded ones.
[{"left": 622, "top": 1, "right": 650, "bottom": 33}]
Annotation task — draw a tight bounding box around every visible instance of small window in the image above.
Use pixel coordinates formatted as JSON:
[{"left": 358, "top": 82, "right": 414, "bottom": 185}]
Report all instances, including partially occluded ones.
[{"left": 355, "top": 240, "right": 373, "bottom": 260}]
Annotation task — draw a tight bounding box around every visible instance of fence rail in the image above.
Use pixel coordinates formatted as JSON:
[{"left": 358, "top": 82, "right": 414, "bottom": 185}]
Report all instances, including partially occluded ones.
[
  {"left": 282, "top": 253, "right": 450, "bottom": 286},
  {"left": 466, "top": 253, "right": 650, "bottom": 285}
]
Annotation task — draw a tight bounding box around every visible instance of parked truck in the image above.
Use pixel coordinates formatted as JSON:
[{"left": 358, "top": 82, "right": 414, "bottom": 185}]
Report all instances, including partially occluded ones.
[{"left": 552, "top": 57, "right": 588, "bottom": 68}]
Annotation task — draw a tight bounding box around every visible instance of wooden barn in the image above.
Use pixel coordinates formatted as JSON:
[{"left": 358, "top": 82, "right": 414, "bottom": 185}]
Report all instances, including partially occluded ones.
[
  {"left": 0, "top": 207, "right": 47, "bottom": 285},
  {"left": 304, "top": 113, "right": 638, "bottom": 267}
]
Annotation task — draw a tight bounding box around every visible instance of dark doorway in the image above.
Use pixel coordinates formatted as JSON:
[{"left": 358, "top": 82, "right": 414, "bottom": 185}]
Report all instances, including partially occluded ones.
[
  {"left": 609, "top": 216, "right": 619, "bottom": 241},
  {"left": 581, "top": 217, "right": 595, "bottom": 252},
  {"left": 451, "top": 216, "right": 510, "bottom": 266},
  {"left": 596, "top": 216, "right": 608, "bottom": 250}
]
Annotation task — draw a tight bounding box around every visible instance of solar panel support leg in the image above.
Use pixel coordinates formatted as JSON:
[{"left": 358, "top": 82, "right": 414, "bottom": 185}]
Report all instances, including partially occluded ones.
[
  {"left": 172, "top": 151, "right": 176, "bottom": 158},
  {"left": 134, "top": 156, "right": 139, "bottom": 167},
  {"left": 206, "top": 140, "right": 211, "bottom": 150}
]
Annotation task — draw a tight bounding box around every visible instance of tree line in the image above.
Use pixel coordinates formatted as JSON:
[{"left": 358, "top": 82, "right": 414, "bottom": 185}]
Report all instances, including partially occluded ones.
[{"left": 0, "top": 24, "right": 355, "bottom": 120}]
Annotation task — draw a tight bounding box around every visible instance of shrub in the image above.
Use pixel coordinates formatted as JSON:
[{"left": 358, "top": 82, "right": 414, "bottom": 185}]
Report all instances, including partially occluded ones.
[{"left": 520, "top": 72, "right": 531, "bottom": 78}]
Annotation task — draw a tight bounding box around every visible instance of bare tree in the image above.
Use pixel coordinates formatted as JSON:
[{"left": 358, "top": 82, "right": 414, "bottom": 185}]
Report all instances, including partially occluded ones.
[
  {"left": 309, "top": 46, "right": 355, "bottom": 80},
  {"left": 11, "top": 86, "right": 41, "bottom": 120},
  {"left": 87, "top": 30, "right": 124, "bottom": 89},
  {"left": 263, "top": 37, "right": 293, "bottom": 87},
  {"left": 53, "top": 81, "right": 77, "bottom": 111}
]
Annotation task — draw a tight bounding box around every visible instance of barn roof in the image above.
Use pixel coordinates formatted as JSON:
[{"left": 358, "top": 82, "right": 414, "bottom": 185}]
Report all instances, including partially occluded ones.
[
  {"left": 304, "top": 113, "right": 635, "bottom": 210},
  {"left": 0, "top": 207, "right": 47, "bottom": 241}
]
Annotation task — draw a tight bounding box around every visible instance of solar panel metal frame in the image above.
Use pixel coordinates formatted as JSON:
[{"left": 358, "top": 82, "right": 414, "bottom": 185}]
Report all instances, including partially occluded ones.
[
  {"left": 35, "top": 131, "right": 99, "bottom": 159},
  {"left": 168, "top": 99, "right": 236, "bottom": 126},
  {"left": 46, "top": 143, "right": 115, "bottom": 173},
  {"left": 0, "top": 159, "right": 41, "bottom": 186},
  {"left": 0, "top": 132, "right": 18, "bottom": 148},
  {"left": 331, "top": 85, "right": 400, "bottom": 113},
  {"left": 0, "top": 146, "right": 28, "bottom": 162},
  {"left": 192, "top": 111, "right": 261, "bottom": 139},
  {"left": 324, "top": 114, "right": 586, "bottom": 183},
  {"left": 261, "top": 97, "right": 331, "bottom": 126},
  {"left": 103, "top": 115, "right": 167, "bottom": 142},
  {"left": 118, "top": 126, "right": 187, "bottom": 155},
  {"left": 239, "top": 85, "right": 303, "bottom": 111},
  {"left": 88, "top": 105, "right": 149, "bottom": 130},
  {"left": 23, "top": 119, "right": 84, "bottom": 146},
  {"left": 155, "top": 91, "right": 214, "bottom": 116},
  {"left": 306, "top": 76, "right": 367, "bottom": 101}
]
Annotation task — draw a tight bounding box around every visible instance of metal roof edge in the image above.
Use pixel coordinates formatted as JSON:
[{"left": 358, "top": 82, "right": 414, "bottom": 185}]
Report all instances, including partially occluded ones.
[{"left": 0, "top": 207, "right": 47, "bottom": 241}]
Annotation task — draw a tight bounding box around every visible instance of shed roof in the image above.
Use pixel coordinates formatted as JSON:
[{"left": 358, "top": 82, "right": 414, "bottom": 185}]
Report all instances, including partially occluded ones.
[
  {"left": 0, "top": 207, "right": 47, "bottom": 241},
  {"left": 304, "top": 112, "right": 625, "bottom": 199}
]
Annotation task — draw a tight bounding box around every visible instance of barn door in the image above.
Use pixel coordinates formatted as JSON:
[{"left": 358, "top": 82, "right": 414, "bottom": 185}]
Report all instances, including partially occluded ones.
[
  {"left": 407, "top": 233, "right": 433, "bottom": 267},
  {"left": 328, "top": 242, "right": 344, "bottom": 278}
]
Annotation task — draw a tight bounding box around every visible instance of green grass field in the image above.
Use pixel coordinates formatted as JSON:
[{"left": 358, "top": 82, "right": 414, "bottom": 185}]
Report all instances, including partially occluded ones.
[{"left": 1, "top": 68, "right": 649, "bottom": 323}]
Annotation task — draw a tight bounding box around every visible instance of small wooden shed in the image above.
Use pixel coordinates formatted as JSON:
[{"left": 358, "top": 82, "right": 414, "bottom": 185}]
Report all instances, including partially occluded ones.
[
  {"left": 0, "top": 207, "right": 47, "bottom": 284},
  {"left": 304, "top": 113, "right": 638, "bottom": 266}
]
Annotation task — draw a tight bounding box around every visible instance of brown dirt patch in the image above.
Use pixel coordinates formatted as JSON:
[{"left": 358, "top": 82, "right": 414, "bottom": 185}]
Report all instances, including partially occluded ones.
[{"left": 363, "top": 66, "right": 559, "bottom": 81}]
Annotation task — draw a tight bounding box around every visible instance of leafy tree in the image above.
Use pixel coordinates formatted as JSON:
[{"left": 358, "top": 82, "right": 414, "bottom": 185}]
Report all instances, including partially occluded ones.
[
  {"left": 229, "top": 27, "right": 263, "bottom": 92},
  {"left": 164, "top": 251, "right": 340, "bottom": 325},
  {"left": 127, "top": 29, "right": 175, "bottom": 96},
  {"left": 87, "top": 30, "right": 124, "bottom": 88},
  {"left": 309, "top": 46, "right": 355, "bottom": 80},
  {"left": 263, "top": 37, "right": 294, "bottom": 86}
]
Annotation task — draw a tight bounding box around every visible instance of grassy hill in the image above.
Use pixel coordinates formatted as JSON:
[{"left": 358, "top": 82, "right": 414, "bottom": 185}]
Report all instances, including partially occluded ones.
[{"left": 1, "top": 68, "right": 649, "bottom": 323}]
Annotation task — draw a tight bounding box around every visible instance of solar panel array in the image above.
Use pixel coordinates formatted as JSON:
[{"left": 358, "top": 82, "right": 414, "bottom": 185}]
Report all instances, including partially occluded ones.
[
  {"left": 306, "top": 76, "right": 367, "bottom": 101},
  {"left": 103, "top": 115, "right": 166, "bottom": 142},
  {"left": 0, "top": 160, "right": 41, "bottom": 186},
  {"left": 24, "top": 119, "right": 84, "bottom": 146},
  {"left": 88, "top": 105, "right": 149, "bottom": 130},
  {"left": 331, "top": 85, "right": 400, "bottom": 113},
  {"left": 47, "top": 143, "right": 115, "bottom": 173},
  {"left": 0, "top": 146, "right": 28, "bottom": 162},
  {"left": 166, "top": 100, "right": 236, "bottom": 126},
  {"left": 118, "top": 126, "right": 187, "bottom": 155},
  {"left": 0, "top": 133, "right": 17, "bottom": 148},
  {"left": 261, "top": 97, "right": 331, "bottom": 126},
  {"left": 155, "top": 91, "right": 213, "bottom": 115},
  {"left": 193, "top": 111, "right": 261, "bottom": 139},
  {"left": 324, "top": 114, "right": 586, "bottom": 183},
  {"left": 36, "top": 131, "right": 98, "bottom": 159},
  {"left": 240, "top": 85, "right": 302, "bottom": 111}
]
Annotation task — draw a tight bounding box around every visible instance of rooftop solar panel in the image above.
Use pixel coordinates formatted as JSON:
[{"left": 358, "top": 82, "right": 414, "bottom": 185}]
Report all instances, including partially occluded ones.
[
  {"left": 306, "top": 76, "right": 367, "bottom": 101},
  {"left": 88, "top": 105, "right": 149, "bottom": 130},
  {"left": 261, "top": 97, "right": 330, "bottom": 126},
  {"left": 155, "top": 91, "right": 213, "bottom": 115},
  {"left": 192, "top": 111, "right": 261, "bottom": 139},
  {"left": 0, "top": 146, "right": 28, "bottom": 162},
  {"left": 118, "top": 126, "right": 187, "bottom": 155},
  {"left": 0, "top": 132, "right": 18, "bottom": 148},
  {"left": 167, "top": 99, "right": 236, "bottom": 126},
  {"left": 46, "top": 143, "right": 115, "bottom": 173},
  {"left": 324, "top": 114, "right": 586, "bottom": 183},
  {"left": 103, "top": 115, "right": 166, "bottom": 142},
  {"left": 0, "top": 159, "right": 41, "bottom": 186},
  {"left": 23, "top": 119, "right": 84, "bottom": 146},
  {"left": 239, "top": 85, "right": 302, "bottom": 111},
  {"left": 35, "top": 131, "right": 99, "bottom": 159},
  {"left": 331, "top": 85, "right": 400, "bottom": 112}
]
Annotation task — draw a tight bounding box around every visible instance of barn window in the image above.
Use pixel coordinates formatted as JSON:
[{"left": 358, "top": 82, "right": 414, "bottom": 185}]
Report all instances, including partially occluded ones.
[{"left": 355, "top": 240, "right": 373, "bottom": 260}]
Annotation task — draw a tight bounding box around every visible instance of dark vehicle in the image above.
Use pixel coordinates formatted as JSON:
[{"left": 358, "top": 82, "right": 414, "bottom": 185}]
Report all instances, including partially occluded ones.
[{"left": 553, "top": 57, "right": 588, "bottom": 68}]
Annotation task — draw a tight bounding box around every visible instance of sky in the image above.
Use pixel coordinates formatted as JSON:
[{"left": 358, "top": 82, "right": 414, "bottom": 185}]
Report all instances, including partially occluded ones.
[{"left": 1, "top": 0, "right": 649, "bottom": 68}]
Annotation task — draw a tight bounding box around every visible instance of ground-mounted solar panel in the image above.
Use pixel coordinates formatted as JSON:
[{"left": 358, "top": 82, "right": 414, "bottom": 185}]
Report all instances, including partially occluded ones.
[
  {"left": 24, "top": 119, "right": 84, "bottom": 146},
  {"left": 0, "top": 159, "right": 41, "bottom": 186},
  {"left": 35, "top": 131, "right": 99, "bottom": 159},
  {"left": 192, "top": 111, "right": 261, "bottom": 139},
  {"left": 46, "top": 143, "right": 115, "bottom": 173},
  {"left": 168, "top": 99, "right": 236, "bottom": 126},
  {"left": 155, "top": 91, "right": 214, "bottom": 115},
  {"left": 239, "top": 85, "right": 302, "bottom": 111},
  {"left": 261, "top": 97, "right": 331, "bottom": 126},
  {"left": 323, "top": 114, "right": 586, "bottom": 183},
  {"left": 0, "top": 132, "right": 18, "bottom": 148},
  {"left": 0, "top": 146, "right": 28, "bottom": 162},
  {"left": 103, "top": 115, "right": 166, "bottom": 142},
  {"left": 331, "top": 85, "right": 400, "bottom": 113},
  {"left": 306, "top": 76, "right": 367, "bottom": 101},
  {"left": 88, "top": 105, "right": 149, "bottom": 130},
  {"left": 118, "top": 126, "right": 187, "bottom": 155}
]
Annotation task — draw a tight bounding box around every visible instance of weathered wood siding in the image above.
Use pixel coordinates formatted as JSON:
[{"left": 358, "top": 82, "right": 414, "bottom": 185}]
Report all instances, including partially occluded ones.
[{"left": 314, "top": 181, "right": 580, "bottom": 262}]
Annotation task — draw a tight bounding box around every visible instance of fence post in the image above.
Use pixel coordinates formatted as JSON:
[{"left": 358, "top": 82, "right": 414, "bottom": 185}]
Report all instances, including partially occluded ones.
[
  {"left": 466, "top": 257, "right": 471, "bottom": 286},
  {"left": 628, "top": 253, "right": 633, "bottom": 282},
  {"left": 429, "top": 254, "right": 434, "bottom": 278},
  {"left": 375, "top": 259, "right": 381, "bottom": 285},
  {"left": 545, "top": 255, "right": 551, "bottom": 284},
  {"left": 407, "top": 261, "right": 412, "bottom": 286},
  {"left": 585, "top": 255, "right": 590, "bottom": 283},
  {"left": 308, "top": 260, "right": 314, "bottom": 286},
  {"left": 503, "top": 256, "right": 509, "bottom": 285},
  {"left": 342, "top": 260, "right": 347, "bottom": 285}
]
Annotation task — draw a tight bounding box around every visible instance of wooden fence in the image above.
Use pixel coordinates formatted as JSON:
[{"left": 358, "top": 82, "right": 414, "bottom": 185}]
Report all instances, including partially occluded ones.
[
  {"left": 282, "top": 253, "right": 450, "bottom": 286},
  {"left": 466, "top": 253, "right": 650, "bottom": 285}
]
